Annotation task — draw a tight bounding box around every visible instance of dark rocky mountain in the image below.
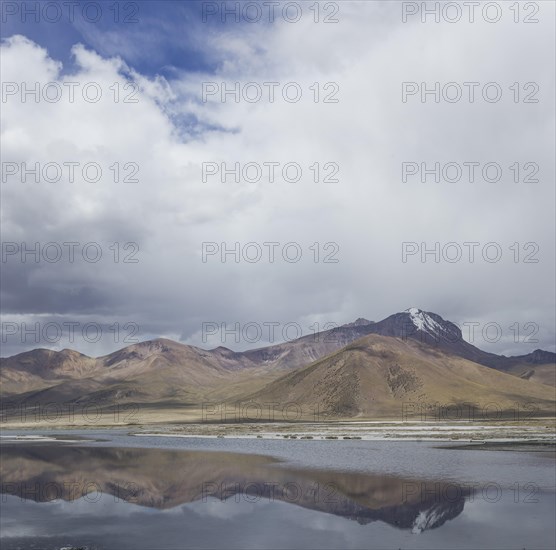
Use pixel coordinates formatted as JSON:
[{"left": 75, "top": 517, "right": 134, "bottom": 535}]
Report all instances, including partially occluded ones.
[{"left": 363, "top": 308, "right": 555, "bottom": 375}]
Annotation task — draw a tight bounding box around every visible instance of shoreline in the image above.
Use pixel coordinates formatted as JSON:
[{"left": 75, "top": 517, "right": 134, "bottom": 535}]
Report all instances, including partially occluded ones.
[{"left": 1, "top": 418, "right": 555, "bottom": 445}]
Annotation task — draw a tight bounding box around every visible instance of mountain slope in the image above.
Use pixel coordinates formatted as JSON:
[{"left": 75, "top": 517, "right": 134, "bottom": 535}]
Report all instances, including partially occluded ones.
[
  {"left": 240, "top": 319, "right": 376, "bottom": 371},
  {"left": 242, "top": 334, "right": 556, "bottom": 419}
]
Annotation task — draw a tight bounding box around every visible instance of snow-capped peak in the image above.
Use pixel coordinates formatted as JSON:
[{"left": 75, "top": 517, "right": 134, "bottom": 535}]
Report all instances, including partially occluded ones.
[{"left": 404, "top": 308, "right": 444, "bottom": 336}]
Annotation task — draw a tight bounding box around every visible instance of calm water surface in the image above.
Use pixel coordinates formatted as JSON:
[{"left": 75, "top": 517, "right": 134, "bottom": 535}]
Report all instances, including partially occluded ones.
[{"left": 1, "top": 430, "right": 554, "bottom": 549}]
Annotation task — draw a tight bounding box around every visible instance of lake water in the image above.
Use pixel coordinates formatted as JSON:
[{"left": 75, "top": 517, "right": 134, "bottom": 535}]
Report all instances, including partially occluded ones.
[{"left": 1, "top": 430, "right": 555, "bottom": 549}]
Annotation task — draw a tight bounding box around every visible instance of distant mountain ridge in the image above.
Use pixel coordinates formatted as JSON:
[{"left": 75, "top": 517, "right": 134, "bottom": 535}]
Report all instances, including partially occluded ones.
[{"left": 1, "top": 308, "right": 554, "bottom": 419}]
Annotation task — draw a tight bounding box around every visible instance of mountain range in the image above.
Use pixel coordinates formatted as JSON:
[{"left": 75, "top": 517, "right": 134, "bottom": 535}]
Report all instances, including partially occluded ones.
[{"left": 1, "top": 308, "right": 554, "bottom": 420}]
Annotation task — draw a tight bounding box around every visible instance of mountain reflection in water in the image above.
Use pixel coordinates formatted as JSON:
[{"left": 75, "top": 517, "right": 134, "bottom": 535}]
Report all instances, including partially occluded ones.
[{"left": 0, "top": 444, "right": 468, "bottom": 533}]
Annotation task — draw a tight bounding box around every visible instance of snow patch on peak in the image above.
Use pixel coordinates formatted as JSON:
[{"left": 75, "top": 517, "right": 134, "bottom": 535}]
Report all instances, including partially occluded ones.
[{"left": 404, "top": 308, "right": 444, "bottom": 336}]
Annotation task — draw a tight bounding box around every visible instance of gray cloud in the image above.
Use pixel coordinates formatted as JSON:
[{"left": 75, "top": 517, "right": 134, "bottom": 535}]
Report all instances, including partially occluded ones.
[{"left": 1, "top": 2, "right": 554, "bottom": 358}]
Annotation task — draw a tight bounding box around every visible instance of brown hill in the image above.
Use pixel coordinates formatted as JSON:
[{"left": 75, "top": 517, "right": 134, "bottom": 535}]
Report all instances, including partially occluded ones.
[
  {"left": 0, "top": 338, "right": 275, "bottom": 407},
  {"left": 242, "top": 334, "right": 555, "bottom": 419}
]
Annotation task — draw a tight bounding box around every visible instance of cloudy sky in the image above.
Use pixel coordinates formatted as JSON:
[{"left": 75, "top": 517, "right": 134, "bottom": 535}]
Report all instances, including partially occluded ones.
[{"left": 1, "top": 0, "right": 554, "bottom": 358}]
